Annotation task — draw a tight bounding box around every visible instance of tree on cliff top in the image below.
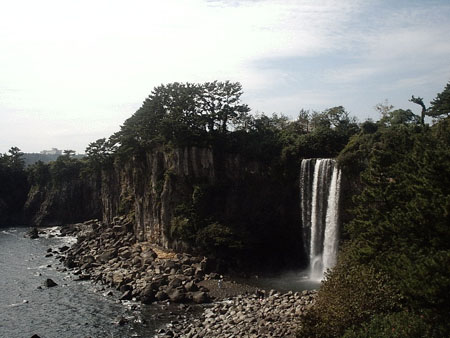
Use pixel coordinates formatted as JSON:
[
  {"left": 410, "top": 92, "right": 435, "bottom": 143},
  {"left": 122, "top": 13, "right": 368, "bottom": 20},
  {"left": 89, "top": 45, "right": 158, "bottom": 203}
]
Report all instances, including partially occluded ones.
[
  {"left": 0, "top": 147, "right": 28, "bottom": 224},
  {"left": 117, "top": 81, "right": 250, "bottom": 150},
  {"left": 428, "top": 81, "right": 450, "bottom": 120},
  {"left": 0, "top": 147, "right": 25, "bottom": 170}
]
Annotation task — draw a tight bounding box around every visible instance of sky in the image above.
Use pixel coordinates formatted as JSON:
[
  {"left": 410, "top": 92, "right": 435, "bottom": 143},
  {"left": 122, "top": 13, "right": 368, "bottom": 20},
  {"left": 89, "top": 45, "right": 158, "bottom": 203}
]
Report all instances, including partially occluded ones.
[{"left": 1, "top": 0, "right": 450, "bottom": 154}]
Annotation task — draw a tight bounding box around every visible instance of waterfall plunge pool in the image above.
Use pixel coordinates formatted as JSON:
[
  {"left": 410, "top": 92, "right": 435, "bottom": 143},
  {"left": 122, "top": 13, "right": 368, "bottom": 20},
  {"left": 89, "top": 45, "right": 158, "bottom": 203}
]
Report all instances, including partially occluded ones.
[{"left": 235, "top": 270, "right": 321, "bottom": 293}]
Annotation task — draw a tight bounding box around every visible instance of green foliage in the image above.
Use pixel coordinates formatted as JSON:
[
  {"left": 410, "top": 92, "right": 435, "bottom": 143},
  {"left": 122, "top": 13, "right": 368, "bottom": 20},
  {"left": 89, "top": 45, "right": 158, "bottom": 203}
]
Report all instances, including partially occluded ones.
[
  {"left": 116, "top": 81, "right": 250, "bottom": 151},
  {"left": 4, "top": 146, "right": 25, "bottom": 170},
  {"left": 85, "top": 137, "right": 116, "bottom": 168},
  {"left": 379, "top": 108, "right": 420, "bottom": 127},
  {"left": 299, "top": 247, "right": 403, "bottom": 338},
  {"left": 281, "top": 107, "right": 360, "bottom": 161},
  {"left": 409, "top": 95, "right": 426, "bottom": 125},
  {"left": 196, "top": 222, "right": 243, "bottom": 253},
  {"left": 346, "top": 125, "right": 450, "bottom": 312},
  {"left": 343, "top": 311, "right": 432, "bottom": 338},
  {"left": 113, "top": 82, "right": 359, "bottom": 165},
  {"left": 360, "top": 119, "right": 378, "bottom": 134},
  {"left": 48, "top": 153, "right": 84, "bottom": 185},
  {"left": 0, "top": 147, "right": 28, "bottom": 224},
  {"left": 302, "top": 117, "right": 450, "bottom": 337},
  {"left": 428, "top": 81, "right": 450, "bottom": 119},
  {"left": 27, "top": 160, "right": 51, "bottom": 186},
  {"left": 170, "top": 216, "right": 194, "bottom": 241}
]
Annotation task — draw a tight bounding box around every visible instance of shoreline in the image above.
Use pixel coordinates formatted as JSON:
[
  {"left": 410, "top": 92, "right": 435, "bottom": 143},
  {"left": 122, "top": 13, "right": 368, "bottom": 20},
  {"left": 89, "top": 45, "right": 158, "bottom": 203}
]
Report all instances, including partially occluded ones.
[{"left": 39, "top": 219, "right": 317, "bottom": 337}]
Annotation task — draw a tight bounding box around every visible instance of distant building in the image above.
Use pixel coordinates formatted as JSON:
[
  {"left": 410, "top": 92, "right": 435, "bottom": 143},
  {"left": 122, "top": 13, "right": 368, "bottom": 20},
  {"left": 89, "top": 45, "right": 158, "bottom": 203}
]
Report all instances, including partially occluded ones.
[{"left": 40, "top": 148, "right": 62, "bottom": 156}]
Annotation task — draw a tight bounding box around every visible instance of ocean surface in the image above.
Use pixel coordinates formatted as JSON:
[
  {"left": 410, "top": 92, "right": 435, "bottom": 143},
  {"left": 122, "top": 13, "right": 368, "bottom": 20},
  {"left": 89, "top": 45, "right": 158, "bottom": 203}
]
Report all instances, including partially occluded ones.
[{"left": 0, "top": 227, "right": 181, "bottom": 338}]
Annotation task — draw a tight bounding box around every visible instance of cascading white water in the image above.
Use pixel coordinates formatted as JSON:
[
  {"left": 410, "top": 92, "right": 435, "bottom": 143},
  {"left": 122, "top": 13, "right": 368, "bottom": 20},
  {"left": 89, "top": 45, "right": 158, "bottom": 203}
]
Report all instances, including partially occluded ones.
[{"left": 300, "top": 159, "right": 341, "bottom": 280}]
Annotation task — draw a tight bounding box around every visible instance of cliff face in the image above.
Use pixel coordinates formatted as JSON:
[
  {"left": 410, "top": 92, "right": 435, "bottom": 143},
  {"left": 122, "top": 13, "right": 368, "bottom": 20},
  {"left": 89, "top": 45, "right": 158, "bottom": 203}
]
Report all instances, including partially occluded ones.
[
  {"left": 24, "top": 173, "right": 102, "bottom": 226},
  {"left": 0, "top": 169, "right": 29, "bottom": 226},
  {"left": 101, "top": 146, "right": 265, "bottom": 247},
  {"left": 24, "top": 146, "right": 303, "bottom": 269}
]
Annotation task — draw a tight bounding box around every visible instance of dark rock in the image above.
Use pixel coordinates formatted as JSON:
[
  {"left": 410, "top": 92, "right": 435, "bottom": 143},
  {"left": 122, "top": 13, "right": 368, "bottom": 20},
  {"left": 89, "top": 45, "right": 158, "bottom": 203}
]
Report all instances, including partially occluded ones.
[
  {"left": 97, "top": 249, "right": 117, "bottom": 263},
  {"left": 199, "top": 286, "right": 209, "bottom": 293},
  {"left": 192, "top": 291, "right": 209, "bottom": 304},
  {"left": 117, "top": 316, "right": 128, "bottom": 326},
  {"left": 145, "top": 279, "right": 163, "bottom": 292},
  {"left": 184, "top": 280, "right": 198, "bottom": 292},
  {"left": 75, "top": 274, "right": 91, "bottom": 281},
  {"left": 81, "top": 255, "right": 95, "bottom": 265},
  {"left": 65, "top": 258, "right": 76, "bottom": 269},
  {"left": 31, "top": 335, "right": 41, "bottom": 338},
  {"left": 59, "top": 245, "right": 70, "bottom": 252},
  {"left": 44, "top": 279, "right": 57, "bottom": 287},
  {"left": 27, "top": 227, "right": 39, "bottom": 239},
  {"left": 208, "top": 272, "right": 220, "bottom": 280},
  {"left": 131, "top": 256, "right": 142, "bottom": 267},
  {"left": 120, "top": 290, "right": 132, "bottom": 301},
  {"left": 119, "top": 249, "right": 132, "bottom": 260},
  {"left": 155, "top": 290, "right": 168, "bottom": 301},
  {"left": 119, "top": 284, "right": 133, "bottom": 293},
  {"left": 112, "top": 225, "right": 125, "bottom": 233},
  {"left": 140, "top": 285, "right": 156, "bottom": 304},
  {"left": 183, "top": 267, "right": 195, "bottom": 276},
  {"left": 141, "top": 249, "right": 157, "bottom": 264},
  {"left": 168, "top": 277, "right": 182, "bottom": 289},
  {"left": 80, "top": 263, "right": 92, "bottom": 270},
  {"left": 194, "top": 268, "right": 204, "bottom": 279},
  {"left": 168, "top": 288, "right": 185, "bottom": 303}
]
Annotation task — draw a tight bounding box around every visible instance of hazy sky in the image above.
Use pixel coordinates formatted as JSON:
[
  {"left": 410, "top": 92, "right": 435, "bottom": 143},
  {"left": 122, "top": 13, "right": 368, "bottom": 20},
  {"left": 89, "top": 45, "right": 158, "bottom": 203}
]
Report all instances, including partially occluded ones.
[{"left": 1, "top": 0, "right": 449, "bottom": 153}]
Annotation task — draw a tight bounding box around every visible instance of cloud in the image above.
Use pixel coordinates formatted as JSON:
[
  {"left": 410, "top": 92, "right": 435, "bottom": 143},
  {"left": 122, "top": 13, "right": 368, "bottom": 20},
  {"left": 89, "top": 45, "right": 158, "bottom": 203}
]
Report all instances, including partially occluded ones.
[
  {"left": 321, "top": 3, "right": 450, "bottom": 84},
  {"left": 1, "top": 0, "right": 449, "bottom": 152}
]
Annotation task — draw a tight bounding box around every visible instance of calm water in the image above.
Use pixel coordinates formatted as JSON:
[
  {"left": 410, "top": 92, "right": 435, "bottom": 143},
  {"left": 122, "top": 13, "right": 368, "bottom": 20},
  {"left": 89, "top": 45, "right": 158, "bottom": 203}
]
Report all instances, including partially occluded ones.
[
  {"left": 237, "top": 271, "right": 321, "bottom": 293},
  {"left": 0, "top": 227, "right": 179, "bottom": 338}
]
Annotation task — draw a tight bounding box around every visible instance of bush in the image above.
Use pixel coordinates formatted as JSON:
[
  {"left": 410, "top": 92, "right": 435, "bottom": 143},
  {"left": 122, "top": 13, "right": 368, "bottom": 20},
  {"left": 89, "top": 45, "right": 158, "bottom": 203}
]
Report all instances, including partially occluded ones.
[
  {"left": 342, "top": 311, "right": 431, "bottom": 338},
  {"left": 298, "top": 247, "right": 402, "bottom": 338},
  {"left": 196, "top": 222, "right": 243, "bottom": 255}
]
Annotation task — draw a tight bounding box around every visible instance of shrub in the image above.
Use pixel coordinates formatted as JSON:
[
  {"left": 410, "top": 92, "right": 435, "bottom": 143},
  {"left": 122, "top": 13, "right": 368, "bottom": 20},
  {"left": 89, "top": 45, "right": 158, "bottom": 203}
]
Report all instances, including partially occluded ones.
[
  {"left": 343, "top": 311, "right": 432, "bottom": 338},
  {"left": 298, "top": 247, "right": 402, "bottom": 338}
]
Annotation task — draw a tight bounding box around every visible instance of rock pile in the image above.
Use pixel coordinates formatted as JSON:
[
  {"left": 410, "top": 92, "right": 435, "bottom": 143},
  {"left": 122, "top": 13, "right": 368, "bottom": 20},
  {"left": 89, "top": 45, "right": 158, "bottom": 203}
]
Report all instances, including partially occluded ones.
[
  {"left": 60, "top": 217, "right": 213, "bottom": 304},
  {"left": 25, "top": 227, "right": 39, "bottom": 239},
  {"left": 53, "top": 218, "right": 318, "bottom": 337},
  {"left": 159, "top": 289, "right": 317, "bottom": 337}
]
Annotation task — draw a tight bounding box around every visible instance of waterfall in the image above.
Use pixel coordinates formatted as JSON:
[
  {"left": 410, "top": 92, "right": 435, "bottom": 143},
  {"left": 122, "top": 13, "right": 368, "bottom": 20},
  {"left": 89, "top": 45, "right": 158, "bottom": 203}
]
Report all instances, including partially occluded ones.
[{"left": 300, "top": 159, "right": 341, "bottom": 280}]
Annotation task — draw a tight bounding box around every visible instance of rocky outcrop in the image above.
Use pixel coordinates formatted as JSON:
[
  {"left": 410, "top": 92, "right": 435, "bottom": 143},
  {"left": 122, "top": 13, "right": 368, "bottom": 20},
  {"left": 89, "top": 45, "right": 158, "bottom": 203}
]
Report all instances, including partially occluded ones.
[
  {"left": 101, "top": 147, "right": 221, "bottom": 247},
  {"left": 24, "top": 173, "right": 102, "bottom": 226}
]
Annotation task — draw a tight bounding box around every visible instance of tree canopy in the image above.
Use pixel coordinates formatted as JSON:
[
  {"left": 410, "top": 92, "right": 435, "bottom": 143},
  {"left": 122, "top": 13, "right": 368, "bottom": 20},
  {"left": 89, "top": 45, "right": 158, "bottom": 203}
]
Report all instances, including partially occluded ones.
[
  {"left": 428, "top": 81, "right": 450, "bottom": 119},
  {"left": 0, "top": 147, "right": 28, "bottom": 224},
  {"left": 115, "top": 81, "right": 250, "bottom": 151}
]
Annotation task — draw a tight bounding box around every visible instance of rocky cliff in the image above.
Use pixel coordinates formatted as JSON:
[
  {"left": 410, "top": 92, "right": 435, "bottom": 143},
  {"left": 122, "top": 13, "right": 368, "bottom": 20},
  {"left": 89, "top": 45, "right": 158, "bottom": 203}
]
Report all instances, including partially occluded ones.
[
  {"left": 24, "top": 172, "right": 102, "bottom": 226},
  {"left": 24, "top": 145, "right": 303, "bottom": 270},
  {"left": 101, "top": 147, "right": 218, "bottom": 246}
]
